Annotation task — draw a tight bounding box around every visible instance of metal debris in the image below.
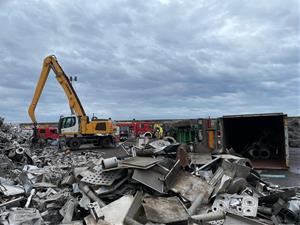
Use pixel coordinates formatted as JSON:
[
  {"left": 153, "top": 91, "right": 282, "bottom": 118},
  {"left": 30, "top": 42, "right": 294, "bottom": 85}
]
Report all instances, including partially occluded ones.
[
  {"left": 0, "top": 117, "right": 299, "bottom": 224},
  {"left": 142, "top": 196, "right": 189, "bottom": 224},
  {"left": 211, "top": 194, "right": 258, "bottom": 217}
]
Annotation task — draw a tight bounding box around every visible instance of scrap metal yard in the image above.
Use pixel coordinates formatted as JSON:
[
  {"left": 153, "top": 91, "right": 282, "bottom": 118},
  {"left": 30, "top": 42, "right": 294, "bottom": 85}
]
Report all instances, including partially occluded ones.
[
  {"left": 0, "top": 115, "right": 300, "bottom": 224},
  {"left": 0, "top": 1, "right": 299, "bottom": 225}
]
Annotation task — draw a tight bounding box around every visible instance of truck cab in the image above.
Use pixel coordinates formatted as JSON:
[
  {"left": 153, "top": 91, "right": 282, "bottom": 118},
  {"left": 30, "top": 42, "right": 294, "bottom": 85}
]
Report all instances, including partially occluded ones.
[{"left": 58, "top": 116, "right": 80, "bottom": 135}]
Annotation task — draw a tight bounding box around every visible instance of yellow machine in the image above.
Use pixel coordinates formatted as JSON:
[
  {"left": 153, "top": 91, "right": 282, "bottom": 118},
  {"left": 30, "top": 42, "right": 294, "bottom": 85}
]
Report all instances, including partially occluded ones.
[
  {"left": 153, "top": 123, "right": 163, "bottom": 139},
  {"left": 28, "top": 55, "right": 114, "bottom": 149}
]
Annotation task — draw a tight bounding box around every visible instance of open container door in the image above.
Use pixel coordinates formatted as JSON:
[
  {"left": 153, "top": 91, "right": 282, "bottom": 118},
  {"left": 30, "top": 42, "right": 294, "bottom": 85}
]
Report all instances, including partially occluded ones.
[{"left": 221, "top": 113, "right": 288, "bottom": 169}]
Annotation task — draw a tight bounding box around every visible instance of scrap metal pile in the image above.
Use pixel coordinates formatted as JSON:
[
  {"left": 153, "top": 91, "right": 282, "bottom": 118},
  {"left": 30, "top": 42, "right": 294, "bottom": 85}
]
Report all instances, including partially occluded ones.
[
  {"left": 288, "top": 118, "right": 300, "bottom": 148},
  {"left": 0, "top": 118, "right": 299, "bottom": 225}
]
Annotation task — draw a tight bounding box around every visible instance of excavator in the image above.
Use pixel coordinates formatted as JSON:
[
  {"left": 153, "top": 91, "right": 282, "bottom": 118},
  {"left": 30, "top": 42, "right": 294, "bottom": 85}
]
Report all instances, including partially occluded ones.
[{"left": 28, "top": 55, "right": 114, "bottom": 149}]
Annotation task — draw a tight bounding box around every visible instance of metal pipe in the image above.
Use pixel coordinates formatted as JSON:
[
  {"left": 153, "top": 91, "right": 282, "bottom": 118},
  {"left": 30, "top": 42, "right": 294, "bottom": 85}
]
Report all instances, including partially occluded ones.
[
  {"left": 16, "top": 147, "right": 25, "bottom": 155},
  {"left": 102, "top": 157, "right": 118, "bottom": 169},
  {"left": 191, "top": 211, "right": 225, "bottom": 222},
  {"left": 0, "top": 196, "right": 24, "bottom": 208},
  {"left": 258, "top": 206, "right": 272, "bottom": 215},
  {"left": 25, "top": 189, "right": 36, "bottom": 208},
  {"left": 79, "top": 183, "right": 106, "bottom": 207}
]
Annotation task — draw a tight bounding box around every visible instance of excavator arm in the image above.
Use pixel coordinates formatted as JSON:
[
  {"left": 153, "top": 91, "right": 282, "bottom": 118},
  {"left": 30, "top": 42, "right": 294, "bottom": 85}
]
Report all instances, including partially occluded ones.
[{"left": 28, "top": 55, "right": 86, "bottom": 124}]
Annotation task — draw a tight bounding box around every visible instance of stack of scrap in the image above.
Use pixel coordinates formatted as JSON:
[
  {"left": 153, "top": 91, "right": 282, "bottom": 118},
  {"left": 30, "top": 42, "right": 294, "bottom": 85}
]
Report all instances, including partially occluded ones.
[{"left": 0, "top": 117, "right": 299, "bottom": 225}]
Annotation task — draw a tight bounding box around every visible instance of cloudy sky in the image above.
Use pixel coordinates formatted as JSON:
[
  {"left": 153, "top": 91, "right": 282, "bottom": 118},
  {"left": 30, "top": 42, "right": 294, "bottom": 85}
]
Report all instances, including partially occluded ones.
[{"left": 0, "top": 0, "right": 299, "bottom": 123}]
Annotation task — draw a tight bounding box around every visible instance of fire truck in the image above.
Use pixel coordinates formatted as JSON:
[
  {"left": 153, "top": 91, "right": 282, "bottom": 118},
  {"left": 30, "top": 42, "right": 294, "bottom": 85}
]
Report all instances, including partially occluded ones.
[
  {"left": 116, "top": 121, "right": 154, "bottom": 141},
  {"left": 32, "top": 127, "right": 59, "bottom": 143}
]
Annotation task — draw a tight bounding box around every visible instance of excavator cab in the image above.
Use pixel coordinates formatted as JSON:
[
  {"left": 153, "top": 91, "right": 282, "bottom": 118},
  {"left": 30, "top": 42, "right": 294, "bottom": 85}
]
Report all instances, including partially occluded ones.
[{"left": 58, "top": 116, "right": 80, "bottom": 135}]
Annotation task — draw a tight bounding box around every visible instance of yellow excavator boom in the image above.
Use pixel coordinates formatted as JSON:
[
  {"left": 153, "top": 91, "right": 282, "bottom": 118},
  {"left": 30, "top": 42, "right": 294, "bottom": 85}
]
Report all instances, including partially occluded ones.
[
  {"left": 28, "top": 55, "right": 114, "bottom": 149},
  {"left": 28, "top": 55, "right": 86, "bottom": 125}
]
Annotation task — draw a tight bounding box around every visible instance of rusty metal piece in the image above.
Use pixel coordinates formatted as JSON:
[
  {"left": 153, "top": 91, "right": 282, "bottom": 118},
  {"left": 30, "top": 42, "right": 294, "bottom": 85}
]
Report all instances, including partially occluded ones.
[{"left": 176, "top": 144, "right": 190, "bottom": 168}]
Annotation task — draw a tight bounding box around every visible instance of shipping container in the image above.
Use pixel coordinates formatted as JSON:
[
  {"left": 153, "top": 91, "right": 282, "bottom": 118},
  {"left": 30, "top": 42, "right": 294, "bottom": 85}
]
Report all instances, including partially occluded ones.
[{"left": 220, "top": 113, "right": 289, "bottom": 169}]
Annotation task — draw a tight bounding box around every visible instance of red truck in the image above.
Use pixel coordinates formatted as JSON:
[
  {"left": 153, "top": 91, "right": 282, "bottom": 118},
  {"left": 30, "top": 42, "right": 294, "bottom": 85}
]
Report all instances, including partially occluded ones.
[
  {"left": 116, "top": 121, "right": 154, "bottom": 141},
  {"left": 36, "top": 127, "right": 59, "bottom": 141}
]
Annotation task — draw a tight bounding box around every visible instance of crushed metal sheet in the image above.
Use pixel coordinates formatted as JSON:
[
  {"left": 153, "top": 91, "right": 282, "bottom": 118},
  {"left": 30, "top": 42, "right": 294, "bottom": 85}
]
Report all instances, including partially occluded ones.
[
  {"left": 100, "top": 195, "right": 133, "bottom": 225},
  {"left": 209, "top": 167, "right": 224, "bottom": 186},
  {"left": 148, "top": 140, "right": 171, "bottom": 153},
  {"left": 211, "top": 174, "right": 232, "bottom": 197},
  {"left": 120, "top": 156, "right": 161, "bottom": 169},
  {"left": 131, "top": 159, "right": 177, "bottom": 193},
  {"left": 79, "top": 193, "right": 91, "bottom": 210},
  {"left": 221, "top": 160, "right": 251, "bottom": 179},
  {"left": 189, "top": 152, "right": 212, "bottom": 165},
  {"left": 8, "top": 207, "right": 44, "bottom": 225},
  {"left": 196, "top": 156, "right": 222, "bottom": 171},
  {"left": 132, "top": 166, "right": 166, "bottom": 193},
  {"left": 169, "top": 170, "right": 214, "bottom": 203},
  {"left": 126, "top": 191, "right": 144, "bottom": 220},
  {"left": 0, "top": 184, "right": 24, "bottom": 196},
  {"left": 142, "top": 196, "right": 189, "bottom": 224}
]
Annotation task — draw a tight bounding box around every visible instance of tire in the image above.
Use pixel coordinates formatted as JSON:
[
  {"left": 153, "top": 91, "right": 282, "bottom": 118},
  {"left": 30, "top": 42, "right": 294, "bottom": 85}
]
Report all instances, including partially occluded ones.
[
  {"left": 101, "top": 137, "right": 111, "bottom": 148},
  {"left": 69, "top": 138, "right": 81, "bottom": 150},
  {"left": 144, "top": 132, "right": 152, "bottom": 138},
  {"left": 163, "top": 136, "right": 176, "bottom": 144}
]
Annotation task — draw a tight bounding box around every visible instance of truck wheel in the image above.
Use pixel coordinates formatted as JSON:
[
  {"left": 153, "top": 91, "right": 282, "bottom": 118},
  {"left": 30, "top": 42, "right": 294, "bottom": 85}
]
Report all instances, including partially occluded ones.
[
  {"left": 69, "top": 138, "right": 81, "bottom": 150},
  {"left": 101, "top": 137, "right": 111, "bottom": 148}
]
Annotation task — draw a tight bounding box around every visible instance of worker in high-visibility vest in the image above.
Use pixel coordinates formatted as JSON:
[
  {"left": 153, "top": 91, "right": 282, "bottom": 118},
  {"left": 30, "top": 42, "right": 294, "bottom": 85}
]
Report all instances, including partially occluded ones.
[{"left": 153, "top": 123, "right": 163, "bottom": 139}]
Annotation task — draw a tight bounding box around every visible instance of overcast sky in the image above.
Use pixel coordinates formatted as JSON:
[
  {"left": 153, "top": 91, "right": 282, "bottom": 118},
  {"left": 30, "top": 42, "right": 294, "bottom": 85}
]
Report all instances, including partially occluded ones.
[{"left": 0, "top": 0, "right": 299, "bottom": 123}]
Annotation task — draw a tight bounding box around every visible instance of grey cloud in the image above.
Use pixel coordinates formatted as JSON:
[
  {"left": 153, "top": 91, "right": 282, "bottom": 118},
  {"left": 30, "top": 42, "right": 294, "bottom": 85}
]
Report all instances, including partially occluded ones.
[{"left": 0, "top": 0, "right": 299, "bottom": 122}]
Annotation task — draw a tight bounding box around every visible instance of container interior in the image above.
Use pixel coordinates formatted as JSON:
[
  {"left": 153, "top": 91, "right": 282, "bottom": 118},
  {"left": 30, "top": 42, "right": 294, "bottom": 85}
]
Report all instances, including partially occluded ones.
[{"left": 222, "top": 115, "right": 287, "bottom": 169}]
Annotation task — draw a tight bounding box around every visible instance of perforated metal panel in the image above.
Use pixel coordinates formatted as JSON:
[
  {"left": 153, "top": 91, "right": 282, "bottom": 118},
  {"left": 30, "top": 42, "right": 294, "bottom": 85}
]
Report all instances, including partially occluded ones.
[{"left": 81, "top": 171, "right": 121, "bottom": 186}]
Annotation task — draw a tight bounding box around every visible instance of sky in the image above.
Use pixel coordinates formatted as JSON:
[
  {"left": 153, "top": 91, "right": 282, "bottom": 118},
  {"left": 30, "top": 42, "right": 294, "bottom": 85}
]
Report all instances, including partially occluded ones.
[{"left": 0, "top": 0, "right": 299, "bottom": 123}]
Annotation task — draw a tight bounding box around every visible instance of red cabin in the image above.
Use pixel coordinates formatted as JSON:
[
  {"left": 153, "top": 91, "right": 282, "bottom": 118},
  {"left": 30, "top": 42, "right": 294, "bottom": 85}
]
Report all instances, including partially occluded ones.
[{"left": 37, "top": 127, "right": 59, "bottom": 141}]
